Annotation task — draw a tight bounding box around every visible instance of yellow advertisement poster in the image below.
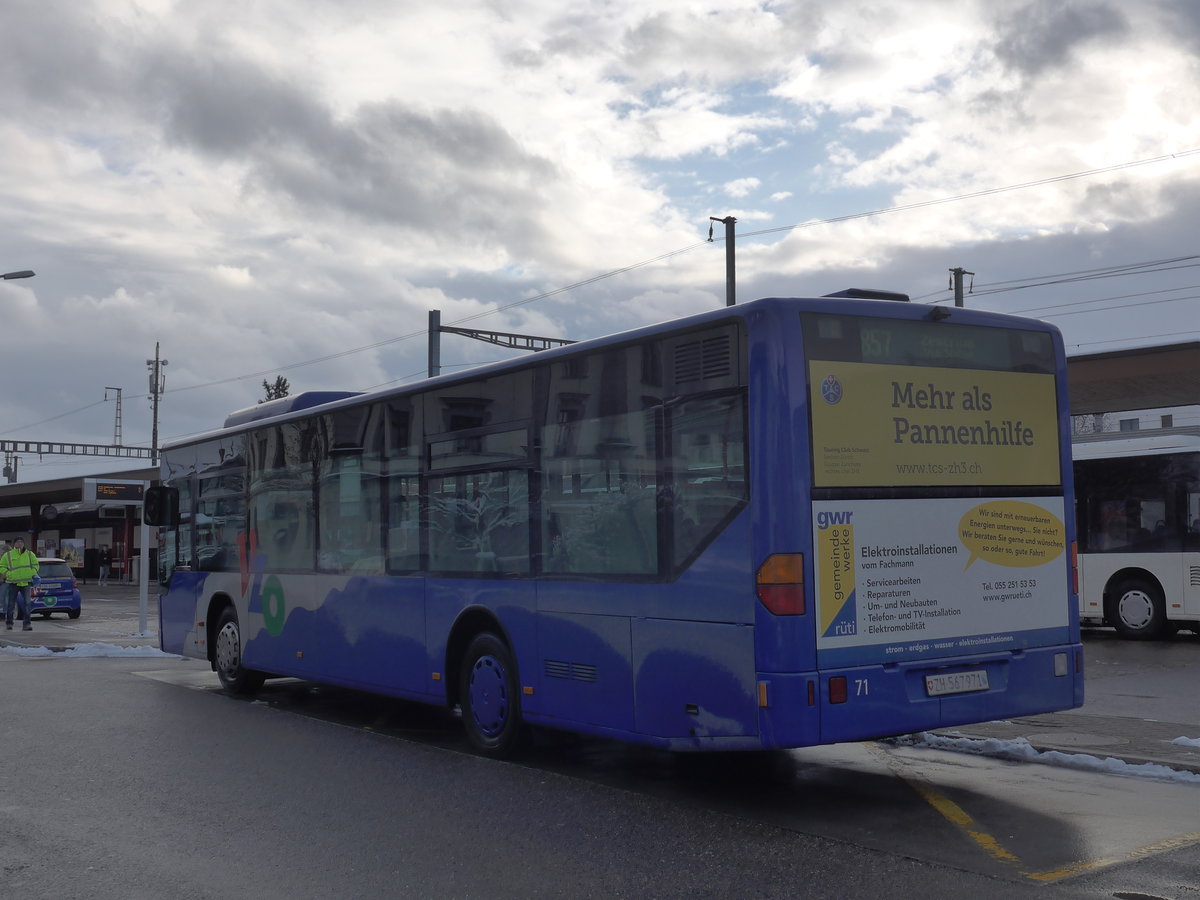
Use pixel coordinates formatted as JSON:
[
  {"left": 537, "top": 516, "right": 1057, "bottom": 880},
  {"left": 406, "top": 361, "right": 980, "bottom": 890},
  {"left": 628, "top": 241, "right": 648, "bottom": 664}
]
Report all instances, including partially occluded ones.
[{"left": 809, "top": 361, "right": 1061, "bottom": 488}]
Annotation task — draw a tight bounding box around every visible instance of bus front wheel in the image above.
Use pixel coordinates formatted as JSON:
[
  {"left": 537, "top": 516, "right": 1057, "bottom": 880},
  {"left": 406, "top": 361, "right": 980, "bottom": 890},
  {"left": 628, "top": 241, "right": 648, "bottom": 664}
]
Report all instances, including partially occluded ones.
[
  {"left": 459, "top": 633, "right": 523, "bottom": 758},
  {"left": 1107, "top": 579, "right": 1168, "bottom": 640},
  {"left": 214, "top": 607, "right": 267, "bottom": 694}
]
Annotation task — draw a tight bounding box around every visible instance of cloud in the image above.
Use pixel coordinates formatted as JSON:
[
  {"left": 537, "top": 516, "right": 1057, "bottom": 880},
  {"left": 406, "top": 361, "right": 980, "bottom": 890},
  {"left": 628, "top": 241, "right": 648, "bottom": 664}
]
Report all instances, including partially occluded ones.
[
  {"left": 3, "top": 0, "right": 1200, "bottom": 484},
  {"left": 994, "top": 1, "right": 1129, "bottom": 76},
  {"left": 723, "top": 177, "right": 761, "bottom": 198}
]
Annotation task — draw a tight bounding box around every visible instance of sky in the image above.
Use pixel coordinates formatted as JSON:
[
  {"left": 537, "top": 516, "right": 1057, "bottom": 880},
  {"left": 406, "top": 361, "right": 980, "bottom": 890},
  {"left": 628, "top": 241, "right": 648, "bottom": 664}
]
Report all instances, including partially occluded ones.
[{"left": 4, "top": 0, "right": 1200, "bottom": 483}]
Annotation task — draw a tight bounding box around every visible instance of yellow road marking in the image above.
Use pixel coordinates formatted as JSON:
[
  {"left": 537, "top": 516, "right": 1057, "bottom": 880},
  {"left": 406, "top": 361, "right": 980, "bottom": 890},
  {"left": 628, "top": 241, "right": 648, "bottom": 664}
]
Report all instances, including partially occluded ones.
[
  {"left": 867, "top": 743, "right": 1023, "bottom": 867},
  {"left": 1024, "top": 830, "right": 1200, "bottom": 882},
  {"left": 869, "top": 741, "right": 1200, "bottom": 883}
]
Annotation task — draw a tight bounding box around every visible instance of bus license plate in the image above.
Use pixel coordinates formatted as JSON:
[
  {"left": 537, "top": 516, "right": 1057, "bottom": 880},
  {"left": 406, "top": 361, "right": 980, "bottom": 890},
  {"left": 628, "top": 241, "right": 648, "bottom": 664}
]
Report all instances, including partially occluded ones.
[{"left": 925, "top": 670, "right": 990, "bottom": 696}]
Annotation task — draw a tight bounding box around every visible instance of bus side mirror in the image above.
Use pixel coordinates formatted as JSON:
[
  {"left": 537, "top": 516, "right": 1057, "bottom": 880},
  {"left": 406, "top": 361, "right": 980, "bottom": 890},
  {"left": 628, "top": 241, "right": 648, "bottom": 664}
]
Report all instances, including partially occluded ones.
[{"left": 144, "top": 486, "right": 180, "bottom": 527}]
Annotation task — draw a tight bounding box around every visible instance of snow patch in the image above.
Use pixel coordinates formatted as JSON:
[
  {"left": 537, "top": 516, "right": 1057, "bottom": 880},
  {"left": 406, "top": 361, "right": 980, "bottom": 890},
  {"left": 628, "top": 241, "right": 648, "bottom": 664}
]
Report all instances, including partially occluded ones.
[
  {"left": 1172, "top": 736, "right": 1200, "bottom": 748},
  {"left": 898, "top": 732, "right": 1200, "bottom": 784},
  {"left": 1, "top": 642, "right": 179, "bottom": 659}
]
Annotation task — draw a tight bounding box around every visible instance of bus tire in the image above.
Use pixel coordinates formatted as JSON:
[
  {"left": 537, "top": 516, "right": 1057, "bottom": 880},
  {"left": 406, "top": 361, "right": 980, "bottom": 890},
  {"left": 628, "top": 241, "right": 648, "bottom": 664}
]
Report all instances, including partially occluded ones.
[
  {"left": 214, "top": 607, "right": 267, "bottom": 695},
  {"left": 459, "top": 633, "right": 523, "bottom": 758},
  {"left": 1107, "top": 578, "right": 1168, "bottom": 640}
]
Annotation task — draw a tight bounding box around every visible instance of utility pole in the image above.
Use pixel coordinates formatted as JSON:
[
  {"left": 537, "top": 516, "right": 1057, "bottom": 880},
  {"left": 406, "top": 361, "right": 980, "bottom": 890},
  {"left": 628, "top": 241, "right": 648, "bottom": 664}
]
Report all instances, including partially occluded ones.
[
  {"left": 146, "top": 344, "right": 168, "bottom": 463},
  {"left": 105, "top": 387, "right": 123, "bottom": 446},
  {"left": 950, "top": 266, "right": 974, "bottom": 307},
  {"left": 428, "top": 309, "right": 441, "bottom": 378},
  {"left": 709, "top": 216, "right": 737, "bottom": 306}
]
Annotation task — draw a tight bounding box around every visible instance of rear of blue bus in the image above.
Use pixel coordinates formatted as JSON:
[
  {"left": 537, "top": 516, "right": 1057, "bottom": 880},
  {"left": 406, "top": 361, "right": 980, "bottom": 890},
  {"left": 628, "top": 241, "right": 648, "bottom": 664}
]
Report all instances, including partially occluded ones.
[{"left": 751, "top": 298, "right": 1084, "bottom": 748}]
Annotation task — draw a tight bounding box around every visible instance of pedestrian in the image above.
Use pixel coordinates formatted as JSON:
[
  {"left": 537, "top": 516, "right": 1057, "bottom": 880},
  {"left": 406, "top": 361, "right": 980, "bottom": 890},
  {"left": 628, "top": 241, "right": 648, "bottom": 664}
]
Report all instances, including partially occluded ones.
[
  {"left": 0, "top": 537, "right": 40, "bottom": 631},
  {"left": 98, "top": 544, "right": 113, "bottom": 586}
]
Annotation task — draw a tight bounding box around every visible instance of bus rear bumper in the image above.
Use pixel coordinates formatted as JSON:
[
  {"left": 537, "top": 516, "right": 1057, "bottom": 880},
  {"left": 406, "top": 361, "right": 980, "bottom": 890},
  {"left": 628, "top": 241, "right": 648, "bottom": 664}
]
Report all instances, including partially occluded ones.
[{"left": 815, "top": 644, "right": 1085, "bottom": 744}]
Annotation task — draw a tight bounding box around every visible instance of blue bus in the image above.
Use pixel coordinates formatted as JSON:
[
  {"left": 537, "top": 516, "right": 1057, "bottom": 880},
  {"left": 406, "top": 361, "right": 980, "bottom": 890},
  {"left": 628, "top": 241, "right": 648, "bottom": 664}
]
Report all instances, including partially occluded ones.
[{"left": 148, "top": 292, "right": 1084, "bottom": 756}]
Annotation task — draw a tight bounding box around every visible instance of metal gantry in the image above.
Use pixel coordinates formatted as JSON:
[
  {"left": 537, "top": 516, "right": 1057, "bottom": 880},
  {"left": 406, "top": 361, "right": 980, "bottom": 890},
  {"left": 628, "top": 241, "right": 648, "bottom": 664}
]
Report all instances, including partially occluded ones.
[
  {"left": 427, "top": 310, "right": 575, "bottom": 378},
  {"left": 0, "top": 441, "right": 154, "bottom": 458}
]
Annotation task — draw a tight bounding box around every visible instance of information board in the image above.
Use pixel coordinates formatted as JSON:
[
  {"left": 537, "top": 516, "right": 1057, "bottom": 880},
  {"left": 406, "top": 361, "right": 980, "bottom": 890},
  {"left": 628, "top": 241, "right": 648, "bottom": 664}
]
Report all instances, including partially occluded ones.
[{"left": 83, "top": 479, "right": 146, "bottom": 504}]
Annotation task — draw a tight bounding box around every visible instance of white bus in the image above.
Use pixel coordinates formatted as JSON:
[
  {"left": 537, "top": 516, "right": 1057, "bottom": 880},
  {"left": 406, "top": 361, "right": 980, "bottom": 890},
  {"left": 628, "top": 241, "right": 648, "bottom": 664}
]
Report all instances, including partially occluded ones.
[{"left": 1072, "top": 429, "right": 1200, "bottom": 638}]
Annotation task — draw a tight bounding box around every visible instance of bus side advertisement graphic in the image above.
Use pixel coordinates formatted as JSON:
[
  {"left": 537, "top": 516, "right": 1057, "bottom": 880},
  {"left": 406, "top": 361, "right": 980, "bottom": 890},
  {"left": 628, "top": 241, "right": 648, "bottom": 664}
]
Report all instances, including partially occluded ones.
[
  {"left": 808, "top": 362, "right": 1061, "bottom": 488},
  {"left": 813, "top": 497, "right": 1070, "bottom": 666}
]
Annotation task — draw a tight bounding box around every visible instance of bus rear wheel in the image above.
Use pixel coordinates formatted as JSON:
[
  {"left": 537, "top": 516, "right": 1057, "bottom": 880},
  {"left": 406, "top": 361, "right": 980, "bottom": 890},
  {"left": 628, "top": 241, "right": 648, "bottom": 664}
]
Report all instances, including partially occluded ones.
[
  {"left": 1107, "top": 578, "right": 1168, "bottom": 640},
  {"left": 214, "top": 607, "right": 266, "bottom": 694},
  {"left": 459, "top": 633, "right": 523, "bottom": 758}
]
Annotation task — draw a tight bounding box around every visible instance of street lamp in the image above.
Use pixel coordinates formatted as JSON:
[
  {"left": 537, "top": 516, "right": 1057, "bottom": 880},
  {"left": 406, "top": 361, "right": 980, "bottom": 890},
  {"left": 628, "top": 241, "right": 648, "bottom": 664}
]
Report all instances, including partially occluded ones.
[{"left": 1, "top": 270, "right": 37, "bottom": 482}]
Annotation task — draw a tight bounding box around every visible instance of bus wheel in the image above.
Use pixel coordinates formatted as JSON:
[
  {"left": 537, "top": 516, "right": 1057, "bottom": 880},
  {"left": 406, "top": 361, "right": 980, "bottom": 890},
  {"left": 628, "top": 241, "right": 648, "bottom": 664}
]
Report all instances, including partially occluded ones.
[
  {"left": 214, "top": 607, "right": 266, "bottom": 695},
  {"left": 459, "top": 633, "right": 523, "bottom": 758},
  {"left": 1108, "top": 579, "right": 1167, "bottom": 640}
]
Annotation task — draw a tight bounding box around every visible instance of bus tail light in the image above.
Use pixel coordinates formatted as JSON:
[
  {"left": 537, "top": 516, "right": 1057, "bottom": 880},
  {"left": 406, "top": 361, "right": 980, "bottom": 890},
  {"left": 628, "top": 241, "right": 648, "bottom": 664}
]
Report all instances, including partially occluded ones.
[
  {"left": 829, "top": 676, "right": 847, "bottom": 704},
  {"left": 756, "top": 554, "right": 805, "bottom": 615}
]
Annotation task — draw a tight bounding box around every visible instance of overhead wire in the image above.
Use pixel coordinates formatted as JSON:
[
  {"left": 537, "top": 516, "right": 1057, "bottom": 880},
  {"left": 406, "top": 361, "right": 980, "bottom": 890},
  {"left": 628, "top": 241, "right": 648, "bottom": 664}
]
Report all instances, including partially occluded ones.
[
  {"left": 156, "top": 147, "right": 1200, "bottom": 399},
  {"left": 10, "top": 148, "right": 1200, "bottom": 439}
]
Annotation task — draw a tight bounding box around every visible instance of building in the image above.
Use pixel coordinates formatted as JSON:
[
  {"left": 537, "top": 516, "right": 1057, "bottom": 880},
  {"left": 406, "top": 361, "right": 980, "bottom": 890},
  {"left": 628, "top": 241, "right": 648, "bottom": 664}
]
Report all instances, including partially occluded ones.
[{"left": 0, "top": 466, "right": 158, "bottom": 581}]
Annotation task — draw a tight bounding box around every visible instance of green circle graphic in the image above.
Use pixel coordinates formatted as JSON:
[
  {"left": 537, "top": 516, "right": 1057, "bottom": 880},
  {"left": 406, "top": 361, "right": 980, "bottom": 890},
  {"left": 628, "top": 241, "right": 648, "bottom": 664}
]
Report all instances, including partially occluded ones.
[{"left": 262, "top": 576, "right": 286, "bottom": 636}]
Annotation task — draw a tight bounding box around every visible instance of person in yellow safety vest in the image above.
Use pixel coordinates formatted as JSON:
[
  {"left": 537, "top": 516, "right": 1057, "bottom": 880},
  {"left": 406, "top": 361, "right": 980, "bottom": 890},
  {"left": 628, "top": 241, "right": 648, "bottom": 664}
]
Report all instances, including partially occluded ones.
[{"left": 0, "top": 537, "right": 40, "bottom": 631}]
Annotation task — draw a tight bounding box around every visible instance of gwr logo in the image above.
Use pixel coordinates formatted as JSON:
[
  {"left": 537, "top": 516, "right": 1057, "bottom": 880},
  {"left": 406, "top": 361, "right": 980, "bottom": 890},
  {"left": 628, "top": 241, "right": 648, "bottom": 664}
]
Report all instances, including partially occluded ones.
[{"left": 816, "top": 510, "right": 853, "bottom": 530}]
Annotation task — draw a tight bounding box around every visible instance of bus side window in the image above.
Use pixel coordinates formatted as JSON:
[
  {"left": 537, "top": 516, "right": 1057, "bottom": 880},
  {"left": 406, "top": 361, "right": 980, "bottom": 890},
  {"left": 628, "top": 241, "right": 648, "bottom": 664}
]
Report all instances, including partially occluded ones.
[
  {"left": 249, "top": 422, "right": 316, "bottom": 571},
  {"left": 540, "top": 409, "right": 659, "bottom": 576},
  {"left": 196, "top": 470, "right": 246, "bottom": 572},
  {"left": 315, "top": 407, "right": 383, "bottom": 575},
  {"left": 428, "top": 470, "right": 529, "bottom": 574},
  {"left": 668, "top": 392, "right": 748, "bottom": 570},
  {"left": 387, "top": 477, "right": 421, "bottom": 571},
  {"left": 1185, "top": 490, "right": 1200, "bottom": 550}
]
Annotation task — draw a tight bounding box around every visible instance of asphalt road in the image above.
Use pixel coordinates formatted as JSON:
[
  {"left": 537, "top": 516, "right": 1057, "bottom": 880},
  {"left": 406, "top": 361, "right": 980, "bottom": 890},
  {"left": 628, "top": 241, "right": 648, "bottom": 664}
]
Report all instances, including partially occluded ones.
[
  {"left": 1, "top": 655, "right": 1196, "bottom": 899},
  {"left": 0, "top": 584, "right": 1197, "bottom": 898}
]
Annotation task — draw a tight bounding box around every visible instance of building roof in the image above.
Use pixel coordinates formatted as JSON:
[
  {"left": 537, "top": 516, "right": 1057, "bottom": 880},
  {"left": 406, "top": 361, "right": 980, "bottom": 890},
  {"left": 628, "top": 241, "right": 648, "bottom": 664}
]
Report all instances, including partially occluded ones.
[{"left": 0, "top": 467, "right": 158, "bottom": 517}]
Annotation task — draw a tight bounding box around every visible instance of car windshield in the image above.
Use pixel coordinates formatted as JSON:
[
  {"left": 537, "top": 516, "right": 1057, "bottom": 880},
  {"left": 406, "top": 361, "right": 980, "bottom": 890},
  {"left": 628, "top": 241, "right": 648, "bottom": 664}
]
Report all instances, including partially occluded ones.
[{"left": 39, "top": 562, "right": 72, "bottom": 577}]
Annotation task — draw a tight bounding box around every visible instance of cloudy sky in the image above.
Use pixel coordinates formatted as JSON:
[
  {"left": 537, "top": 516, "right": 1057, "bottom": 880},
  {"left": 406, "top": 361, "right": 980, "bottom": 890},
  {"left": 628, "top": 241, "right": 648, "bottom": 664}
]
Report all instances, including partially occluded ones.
[{"left": 3, "top": 0, "right": 1200, "bottom": 483}]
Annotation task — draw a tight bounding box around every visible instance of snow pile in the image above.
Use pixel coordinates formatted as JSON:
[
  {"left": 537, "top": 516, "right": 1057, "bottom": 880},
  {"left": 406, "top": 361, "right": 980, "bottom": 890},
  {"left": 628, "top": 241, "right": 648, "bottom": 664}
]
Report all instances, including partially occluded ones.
[
  {"left": 900, "top": 732, "right": 1200, "bottom": 785},
  {"left": 1172, "top": 736, "right": 1200, "bottom": 748},
  {"left": 1, "top": 642, "right": 178, "bottom": 659}
]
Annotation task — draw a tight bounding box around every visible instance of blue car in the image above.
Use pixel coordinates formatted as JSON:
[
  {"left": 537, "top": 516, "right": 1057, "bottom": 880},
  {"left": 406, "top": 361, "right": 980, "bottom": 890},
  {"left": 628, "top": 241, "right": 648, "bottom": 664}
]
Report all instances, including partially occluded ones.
[{"left": 27, "top": 558, "right": 82, "bottom": 620}]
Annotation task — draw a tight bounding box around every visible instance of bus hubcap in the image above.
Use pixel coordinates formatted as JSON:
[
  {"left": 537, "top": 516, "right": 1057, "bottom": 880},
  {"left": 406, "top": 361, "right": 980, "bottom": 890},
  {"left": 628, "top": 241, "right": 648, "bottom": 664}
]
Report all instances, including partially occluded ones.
[
  {"left": 216, "top": 622, "right": 241, "bottom": 676},
  {"left": 468, "top": 655, "right": 508, "bottom": 737},
  {"left": 1118, "top": 591, "right": 1153, "bottom": 629}
]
